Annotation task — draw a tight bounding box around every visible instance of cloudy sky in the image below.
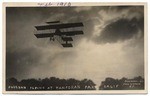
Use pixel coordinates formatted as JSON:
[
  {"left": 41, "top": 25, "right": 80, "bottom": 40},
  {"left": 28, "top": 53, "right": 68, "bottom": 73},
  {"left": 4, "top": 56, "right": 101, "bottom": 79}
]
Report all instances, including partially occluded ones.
[{"left": 6, "top": 6, "right": 145, "bottom": 85}]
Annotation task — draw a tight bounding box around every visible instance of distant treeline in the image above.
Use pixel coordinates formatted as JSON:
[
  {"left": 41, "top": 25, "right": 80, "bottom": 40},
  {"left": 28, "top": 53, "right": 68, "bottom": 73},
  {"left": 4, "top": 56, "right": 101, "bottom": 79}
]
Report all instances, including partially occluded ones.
[
  {"left": 99, "top": 76, "right": 144, "bottom": 90},
  {"left": 6, "top": 77, "right": 96, "bottom": 91}
]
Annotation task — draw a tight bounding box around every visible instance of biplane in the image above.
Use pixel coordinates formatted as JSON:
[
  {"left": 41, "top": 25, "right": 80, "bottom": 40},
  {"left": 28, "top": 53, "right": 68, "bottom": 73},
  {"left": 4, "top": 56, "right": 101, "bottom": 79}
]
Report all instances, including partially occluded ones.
[{"left": 34, "top": 21, "right": 84, "bottom": 47}]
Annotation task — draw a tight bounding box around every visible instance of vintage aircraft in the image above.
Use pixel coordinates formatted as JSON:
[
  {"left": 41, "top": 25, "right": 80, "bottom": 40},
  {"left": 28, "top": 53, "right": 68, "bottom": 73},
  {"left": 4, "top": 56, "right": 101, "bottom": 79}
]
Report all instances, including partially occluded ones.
[{"left": 34, "top": 21, "right": 84, "bottom": 47}]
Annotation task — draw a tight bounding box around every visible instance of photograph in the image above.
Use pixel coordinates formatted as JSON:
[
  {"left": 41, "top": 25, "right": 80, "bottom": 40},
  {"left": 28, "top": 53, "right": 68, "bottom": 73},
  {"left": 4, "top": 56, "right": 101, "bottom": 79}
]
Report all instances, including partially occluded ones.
[{"left": 3, "top": 2, "right": 147, "bottom": 94}]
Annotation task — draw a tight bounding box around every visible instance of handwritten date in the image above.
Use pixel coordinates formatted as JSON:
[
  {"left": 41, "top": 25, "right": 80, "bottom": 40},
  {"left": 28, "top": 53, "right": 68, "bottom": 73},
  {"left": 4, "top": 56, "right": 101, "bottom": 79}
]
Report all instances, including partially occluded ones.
[{"left": 38, "top": 2, "right": 71, "bottom": 7}]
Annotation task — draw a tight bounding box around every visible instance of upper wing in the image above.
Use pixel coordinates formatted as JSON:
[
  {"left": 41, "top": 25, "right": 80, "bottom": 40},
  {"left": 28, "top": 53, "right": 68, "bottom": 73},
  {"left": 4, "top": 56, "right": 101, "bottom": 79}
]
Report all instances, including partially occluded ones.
[
  {"left": 46, "top": 21, "right": 60, "bottom": 24},
  {"left": 35, "top": 22, "right": 83, "bottom": 30},
  {"left": 34, "top": 33, "right": 54, "bottom": 38}
]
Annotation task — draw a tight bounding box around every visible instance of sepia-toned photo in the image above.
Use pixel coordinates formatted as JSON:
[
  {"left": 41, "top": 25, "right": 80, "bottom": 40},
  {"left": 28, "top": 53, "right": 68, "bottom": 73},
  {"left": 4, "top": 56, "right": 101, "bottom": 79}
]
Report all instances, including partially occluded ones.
[{"left": 3, "top": 2, "right": 147, "bottom": 94}]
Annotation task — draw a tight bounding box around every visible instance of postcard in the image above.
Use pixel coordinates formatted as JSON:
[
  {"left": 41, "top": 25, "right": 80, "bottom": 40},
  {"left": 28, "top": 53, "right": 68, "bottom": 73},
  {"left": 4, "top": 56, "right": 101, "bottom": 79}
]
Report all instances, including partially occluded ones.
[{"left": 3, "top": 2, "right": 147, "bottom": 94}]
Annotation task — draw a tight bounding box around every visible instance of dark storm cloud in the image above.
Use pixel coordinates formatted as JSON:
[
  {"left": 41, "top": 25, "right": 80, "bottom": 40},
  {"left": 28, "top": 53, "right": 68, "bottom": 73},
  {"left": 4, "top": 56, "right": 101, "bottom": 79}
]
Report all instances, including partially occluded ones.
[
  {"left": 94, "top": 17, "right": 144, "bottom": 44},
  {"left": 93, "top": 6, "right": 144, "bottom": 44}
]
